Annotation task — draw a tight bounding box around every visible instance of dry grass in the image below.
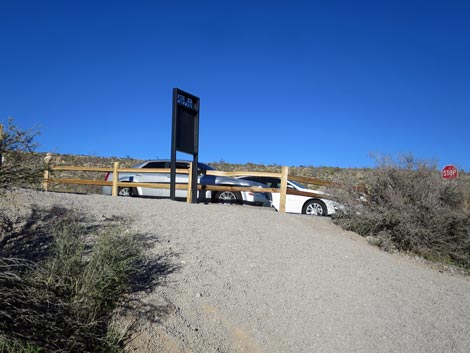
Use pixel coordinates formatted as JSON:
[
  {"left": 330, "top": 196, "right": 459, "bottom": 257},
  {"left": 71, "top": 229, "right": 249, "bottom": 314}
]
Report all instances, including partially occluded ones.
[{"left": 0, "top": 206, "right": 144, "bottom": 352}]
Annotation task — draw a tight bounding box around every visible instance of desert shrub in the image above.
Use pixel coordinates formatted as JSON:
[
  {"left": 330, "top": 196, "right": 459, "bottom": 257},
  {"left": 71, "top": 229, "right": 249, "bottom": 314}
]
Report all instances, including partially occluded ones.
[
  {"left": 0, "top": 117, "right": 43, "bottom": 190},
  {"left": 332, "top": 155, "right": 470, "bottom": 270},
  {"left": 0, "top": 206, "right": 144, "bottom": 352}
]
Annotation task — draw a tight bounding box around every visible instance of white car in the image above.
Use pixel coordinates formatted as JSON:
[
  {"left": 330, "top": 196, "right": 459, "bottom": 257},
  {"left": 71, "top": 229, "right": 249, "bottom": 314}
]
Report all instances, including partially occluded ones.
[{"left": 237, "top": 176, "right": 339, "bottom": 216}]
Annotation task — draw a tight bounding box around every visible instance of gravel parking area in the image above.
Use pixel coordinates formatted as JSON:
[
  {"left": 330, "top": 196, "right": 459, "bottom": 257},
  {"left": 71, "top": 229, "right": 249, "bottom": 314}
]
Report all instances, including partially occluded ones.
[{"left": 4, "top": 189, "right": 470, "bottom": 353}]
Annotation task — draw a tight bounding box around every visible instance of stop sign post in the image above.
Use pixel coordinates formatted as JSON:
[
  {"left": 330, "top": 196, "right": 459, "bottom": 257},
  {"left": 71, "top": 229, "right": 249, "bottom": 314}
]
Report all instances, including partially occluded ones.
[{"left": 441, "top": 165, "right": 458, "bottom": 179}]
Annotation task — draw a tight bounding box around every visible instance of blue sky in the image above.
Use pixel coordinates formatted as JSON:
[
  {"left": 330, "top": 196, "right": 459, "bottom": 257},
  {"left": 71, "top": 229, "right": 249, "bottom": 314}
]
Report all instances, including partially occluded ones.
[{"left": 1, "top": 0, "right": 469, "bottom": 170}]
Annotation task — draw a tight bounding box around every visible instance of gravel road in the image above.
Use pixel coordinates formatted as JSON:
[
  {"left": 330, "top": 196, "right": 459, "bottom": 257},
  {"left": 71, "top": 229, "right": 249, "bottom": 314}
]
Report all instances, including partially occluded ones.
[{"left": 5, "top": 189, "right": 470, "bottom": 353}]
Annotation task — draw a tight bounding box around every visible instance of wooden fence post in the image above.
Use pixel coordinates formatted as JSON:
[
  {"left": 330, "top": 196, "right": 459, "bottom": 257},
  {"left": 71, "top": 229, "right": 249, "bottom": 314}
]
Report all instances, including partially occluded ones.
[
  {"left": 279, "top": 166, "right": 288, "bottom": 213},
  {"left": 112, "top": 162, "right": 119, "bottom": 196},
  {"left": 43, "top": 170, "right": 49, "bottom": 191},
  {"left": 186, "top": 162, "right": 193, "bottom": 203},
  {"left": 42, "top": 152, "right": 52, "bottom": 192}
]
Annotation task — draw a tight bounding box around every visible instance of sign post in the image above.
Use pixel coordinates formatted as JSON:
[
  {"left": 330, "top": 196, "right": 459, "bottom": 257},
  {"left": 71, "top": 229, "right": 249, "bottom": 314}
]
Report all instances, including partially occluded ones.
[
  {"left": 441, "top": 165, "right": 458, "bottom": 180},
  {"left": 171, "top": 88, "right": 200, "bottom": 203}
]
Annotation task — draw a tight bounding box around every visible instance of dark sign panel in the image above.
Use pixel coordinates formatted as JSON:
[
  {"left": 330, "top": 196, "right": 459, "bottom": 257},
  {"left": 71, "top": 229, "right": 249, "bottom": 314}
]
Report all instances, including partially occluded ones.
[
  {"left": 173, "top": 89, "right": 200, "bottom": 155},
  {"left": 171, "top": 88, "right": 200, "bottom": 203}
]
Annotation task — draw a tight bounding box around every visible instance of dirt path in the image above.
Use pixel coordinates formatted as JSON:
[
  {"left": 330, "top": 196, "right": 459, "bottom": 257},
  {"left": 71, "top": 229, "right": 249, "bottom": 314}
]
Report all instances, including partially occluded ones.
[{"left": 7, "top": 190, "right": 470, "bottom": 353}]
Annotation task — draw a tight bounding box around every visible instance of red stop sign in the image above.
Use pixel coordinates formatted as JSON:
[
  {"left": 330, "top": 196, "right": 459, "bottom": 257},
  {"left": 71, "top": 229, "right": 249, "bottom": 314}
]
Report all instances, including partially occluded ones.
[{"left": 441, "top": 165, "right": 458, "bottom": 179}]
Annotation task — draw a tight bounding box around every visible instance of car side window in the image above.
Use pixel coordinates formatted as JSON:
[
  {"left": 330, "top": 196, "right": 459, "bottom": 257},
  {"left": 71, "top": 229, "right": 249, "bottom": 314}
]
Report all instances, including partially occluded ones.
[
  {"left": 175, "top": 162, "right": 189, "bottom": 169},
  {"left": 267, "top": 178, "right": 281, "bottom": 188},
  {"left": 254, "top": 177, "right": 275, "bottom": 188},
  {"left": 143, "top": 162, "right": 165, "bottom": 168},
  {"left": 255, "top": 177, "right": 270, "bottom": 185},
  {"left": 249, "top": 177, "right": 262, "bottom": 184}
]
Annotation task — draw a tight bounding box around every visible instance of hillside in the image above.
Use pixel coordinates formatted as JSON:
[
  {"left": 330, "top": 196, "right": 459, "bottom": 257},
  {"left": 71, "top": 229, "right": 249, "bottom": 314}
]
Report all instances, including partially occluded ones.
[{"left": 4, "top": 188, "right": 470, "bottom": 353}]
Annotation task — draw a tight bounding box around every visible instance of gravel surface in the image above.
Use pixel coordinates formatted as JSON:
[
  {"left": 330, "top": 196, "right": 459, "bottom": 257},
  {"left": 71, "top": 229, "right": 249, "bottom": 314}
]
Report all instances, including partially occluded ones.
[{"left": 4, "top": 189, "right": 470, "bottom": 353}]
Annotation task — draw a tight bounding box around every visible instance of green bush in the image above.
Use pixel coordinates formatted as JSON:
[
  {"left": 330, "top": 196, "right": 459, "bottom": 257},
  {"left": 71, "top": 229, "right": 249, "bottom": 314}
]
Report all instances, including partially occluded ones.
[
  {"left": 332, "top": 155, "right": 470, "bottom": 270},
  {"left": 0, "top": 117, "right": 43, "bottom": 190},
  {"left": 0, "top": 206, "right": 144, "bottom": 352}
]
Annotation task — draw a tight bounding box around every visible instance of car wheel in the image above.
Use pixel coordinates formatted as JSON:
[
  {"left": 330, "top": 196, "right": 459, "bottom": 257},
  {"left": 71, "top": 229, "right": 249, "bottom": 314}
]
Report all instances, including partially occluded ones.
[
  {"left": 302, "top": 199, "right": 328, "bottom": 216},
  {"left": 118, "top": 186, "right": 135, "bottom": 197},
  {"left": 214, "top": 190, "right": 241, "bottom": 204}
]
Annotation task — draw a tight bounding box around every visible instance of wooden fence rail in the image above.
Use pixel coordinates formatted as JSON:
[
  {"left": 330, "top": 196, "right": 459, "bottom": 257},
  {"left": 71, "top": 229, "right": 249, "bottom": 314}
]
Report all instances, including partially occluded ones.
[
  {"left": 44, "top": 162, "right": 365, "bottom": 213},
  {"left": 44, "top": 163, "right": 291, "bottom": 211}
]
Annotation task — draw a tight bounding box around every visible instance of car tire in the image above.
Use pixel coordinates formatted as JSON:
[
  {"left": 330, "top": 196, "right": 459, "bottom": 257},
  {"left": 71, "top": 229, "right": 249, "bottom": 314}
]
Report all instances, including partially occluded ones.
[
  {"left": 118, "top": 186, "right": 136, "bottom": 197},
  {"left": 302, "top": 199, "right": 328, "bottom": 216},
  {"left": 214, "top": 190, "right": 242, "bottom": 205}
]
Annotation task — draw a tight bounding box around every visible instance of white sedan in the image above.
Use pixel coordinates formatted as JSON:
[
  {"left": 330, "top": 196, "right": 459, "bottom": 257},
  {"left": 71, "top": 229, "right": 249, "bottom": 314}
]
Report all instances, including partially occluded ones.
[{"left": 237, "top": 176, "right": 339, "bottom": 216}]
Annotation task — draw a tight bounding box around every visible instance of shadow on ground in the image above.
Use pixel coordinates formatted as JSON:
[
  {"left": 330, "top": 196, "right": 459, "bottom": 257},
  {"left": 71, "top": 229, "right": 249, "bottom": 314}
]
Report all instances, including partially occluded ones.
[{"left": 0, "top": 204, "right": 180, "bottom": 350}]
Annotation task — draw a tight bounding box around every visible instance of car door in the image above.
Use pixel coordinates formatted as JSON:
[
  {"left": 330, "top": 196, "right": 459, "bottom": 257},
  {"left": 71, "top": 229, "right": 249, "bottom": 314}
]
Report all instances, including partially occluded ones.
[
  {"left": 258, "top": 177, "right": 299, "bottom": 213},
  {"left": 138, "top": 161, "right": 167, "bottom": 197},
  {"left": 284, "top": 182, "right": 303, "bottom": 213},
  {"left": 174, "top": 162, "right": 190, "bottom": 198}
]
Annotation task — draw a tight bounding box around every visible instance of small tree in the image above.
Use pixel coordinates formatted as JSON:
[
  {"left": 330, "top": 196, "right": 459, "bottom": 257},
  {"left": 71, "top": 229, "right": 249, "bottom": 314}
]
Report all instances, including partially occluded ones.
[{"left": 0, "top": 117, "right": 42, "bottom": 189}]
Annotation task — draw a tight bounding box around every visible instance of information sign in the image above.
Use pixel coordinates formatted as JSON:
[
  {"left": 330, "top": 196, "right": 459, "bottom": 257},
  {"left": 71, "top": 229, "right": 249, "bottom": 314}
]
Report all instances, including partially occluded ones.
[{"left": 171, "top": 88, "right": 200, "bottom": 203}]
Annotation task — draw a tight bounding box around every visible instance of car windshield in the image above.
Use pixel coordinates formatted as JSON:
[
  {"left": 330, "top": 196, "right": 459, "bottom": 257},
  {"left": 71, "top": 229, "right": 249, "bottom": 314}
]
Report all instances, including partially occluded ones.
[
  {"left": 289, "top": 180, "right": 308, "bottom": 189},
  {"left": 198, "top": 163, "right": 215, "bottom": 171}
]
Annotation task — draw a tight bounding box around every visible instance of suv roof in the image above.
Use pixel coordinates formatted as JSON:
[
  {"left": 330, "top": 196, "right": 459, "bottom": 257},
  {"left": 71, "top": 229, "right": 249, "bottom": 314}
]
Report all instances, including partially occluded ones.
[{"left": 132, "top": 159, "right": 215, "bottom": 171}]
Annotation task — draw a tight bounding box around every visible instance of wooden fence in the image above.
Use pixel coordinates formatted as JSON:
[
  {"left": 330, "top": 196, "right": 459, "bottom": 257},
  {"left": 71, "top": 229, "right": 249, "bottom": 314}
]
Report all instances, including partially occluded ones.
[{"left": 43, "top": 162, "right": 364, "bottom": 213}]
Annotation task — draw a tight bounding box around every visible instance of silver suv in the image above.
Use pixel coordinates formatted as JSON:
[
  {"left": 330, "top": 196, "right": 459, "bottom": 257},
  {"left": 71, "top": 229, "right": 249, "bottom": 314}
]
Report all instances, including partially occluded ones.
[{"left": 102, "top": 159, "right": 269, "bottom": 206}]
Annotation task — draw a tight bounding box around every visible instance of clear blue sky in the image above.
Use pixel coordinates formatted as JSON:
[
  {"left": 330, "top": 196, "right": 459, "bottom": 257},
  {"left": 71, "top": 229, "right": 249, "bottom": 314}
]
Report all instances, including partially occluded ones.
[{"left": 1, "top": 0, "right": 469, "bottom": 170}]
